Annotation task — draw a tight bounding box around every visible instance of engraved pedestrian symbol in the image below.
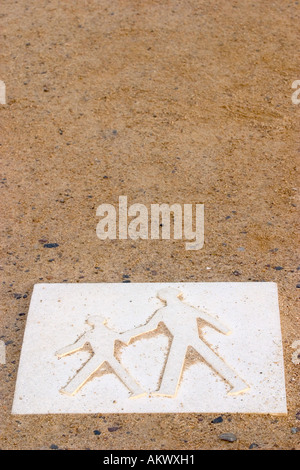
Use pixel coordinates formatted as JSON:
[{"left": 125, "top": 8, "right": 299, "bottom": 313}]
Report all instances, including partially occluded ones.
[
  {"left": 124, "top": 287, "right": 250, "bottom": 397},
  {"left": 55, "top": 316, "right": 146, "bottom": 398},
  {"left": 56, "top": 288, "right": 249, "bottom": 398}
]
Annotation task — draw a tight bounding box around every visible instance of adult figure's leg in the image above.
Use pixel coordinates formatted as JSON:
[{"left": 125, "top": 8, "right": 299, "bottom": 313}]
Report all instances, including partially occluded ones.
[
  {"left": 193, "top": 340, "right": 249, "bottom": 395},
  {"left": 153, "top": 340, "right": 188, "bottom": 397}
]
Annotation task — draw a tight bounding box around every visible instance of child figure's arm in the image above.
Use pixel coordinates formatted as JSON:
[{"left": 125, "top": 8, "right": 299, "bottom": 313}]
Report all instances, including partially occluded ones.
[
  {"left": 55, "top": 333, "right": 87, "bottom": 358},
  {"left": 120, "top": 309, "right": 164, "bottom": 344}
]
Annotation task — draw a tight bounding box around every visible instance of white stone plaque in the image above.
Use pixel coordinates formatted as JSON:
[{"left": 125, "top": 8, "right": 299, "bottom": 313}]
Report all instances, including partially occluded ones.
[{"left": 12, "top": 282, "right": 287, "bottom": 414}]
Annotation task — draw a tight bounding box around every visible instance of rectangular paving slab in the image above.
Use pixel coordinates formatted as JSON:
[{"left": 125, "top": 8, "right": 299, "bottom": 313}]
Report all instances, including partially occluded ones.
[{"left": 12, "top": 282, "right": 287, "bottom": 414}]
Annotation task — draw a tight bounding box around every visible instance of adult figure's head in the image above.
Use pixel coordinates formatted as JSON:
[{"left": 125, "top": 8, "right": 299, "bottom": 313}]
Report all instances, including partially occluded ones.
[
  {"left": 86, "top": 315, "right": 107, "bottom": 328},
  {"left": 157, "top": 287, "right": 183, "bottom": 304}
]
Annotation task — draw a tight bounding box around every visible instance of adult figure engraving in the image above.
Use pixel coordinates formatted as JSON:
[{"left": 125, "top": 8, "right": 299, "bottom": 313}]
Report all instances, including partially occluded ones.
[{"left": 123, "top": 288, "right": 249, "bottom": 397}]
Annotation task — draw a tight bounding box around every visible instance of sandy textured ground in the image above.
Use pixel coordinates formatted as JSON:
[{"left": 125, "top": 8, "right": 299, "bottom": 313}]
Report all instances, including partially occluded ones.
[{"left": 0, "top": 0, "right": 299, "bottom": 450}]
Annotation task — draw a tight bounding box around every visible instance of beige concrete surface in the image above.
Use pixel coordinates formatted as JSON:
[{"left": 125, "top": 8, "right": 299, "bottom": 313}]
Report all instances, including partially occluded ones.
[{"left": 0, "top": 0, "right": 299, "bottom": 450}]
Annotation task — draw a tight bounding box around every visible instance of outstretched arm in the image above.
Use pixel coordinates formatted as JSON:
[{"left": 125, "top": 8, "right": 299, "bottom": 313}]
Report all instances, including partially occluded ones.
[
  {"left": 55, "top": 334, "right": 87, "bottom": 358},
  {"left": 197, "top": 309, "right": 232, "bottom": 335},
  {"left": 120, "top": 310, "right": 164, "bottom": 344}
]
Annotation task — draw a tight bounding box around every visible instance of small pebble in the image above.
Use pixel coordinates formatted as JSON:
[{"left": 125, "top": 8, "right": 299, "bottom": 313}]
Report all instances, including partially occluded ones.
[
  {"left": 211, "top": 416, "right": 223, "bottom": 424},
  {"left": 219, "top": 432, "right": 237, "bottom": 442},
  {"left": 13, "top": 294, "right": 22, "bottom": 299},
  {"left": 44, "top": 243, "right": 59, "bottom": 248},
  {"left": 291, "top": 427, "right": 299, "bottom": 434}
]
